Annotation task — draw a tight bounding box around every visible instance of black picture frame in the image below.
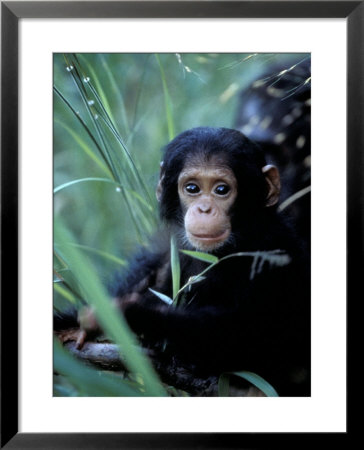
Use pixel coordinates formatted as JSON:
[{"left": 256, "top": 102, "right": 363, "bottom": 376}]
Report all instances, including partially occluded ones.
[{"left": 1, "top": 1, "right": 359, "bottom": 448}]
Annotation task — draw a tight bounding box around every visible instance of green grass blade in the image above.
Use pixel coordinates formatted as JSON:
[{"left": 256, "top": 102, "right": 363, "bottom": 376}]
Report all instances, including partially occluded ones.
[
  {"left": 218, "top": 371, "right": 279, "bottom": 397},
  {"left": 63, "top": 55, "right": 121, "bottom": 183},
  {"left": 170, "top": 235, "right": 181, "bottom": 300},
  {"left": 177, "top": 250, "right": 290, "bottom": 304},
  {"left": 148, "top": 288, "right": 173, "bottom": 306},
  {"left": 54, "top": 177, "right": 117, "bottom": 194},
  {"left": 96, "top": 111, "right": 154, "bottom": 207},
  {"left": 64, "top": 243, "right": 127, "bottom": 267},
  {"left": 54, "top": 86, "right": 116, "bottom": 179},
  {"left": 119, "top": 187, "right": 145, "bottom": 243},
  {"left": 61, "top": 54, "right": 156, "bottom": 232},
  {"left": 77, "top": 53, "right": 130, "bottom": 136},
  {"left": 54, "top": 177, "right": 153, "bottom": 239},
  {"left": 77, "top": 54, "right": 116, "bottom": 123},
  {"left": 54, "top": 120, "right": 111, "bottom": 176},
  {"left": 101, "top": 54, "right": 130, "bottom": 134},
  {"left": 71, "top": 54, "right": 153, "bottom": 206},
  {"left": 54, "top": 219, "right": 167, "bottom": 396},
  {"left": 128, "top": 190, "right": 154, "bottom": 212},
  {"left": 155, "top": 54, "right": 175, "bottom": 140},
  {"left": 54, "top": 283, "right": 77, "bottom": 305},
  {"left": 234, "top": 371, "right": 279, "bottom": 397},
  {"left": 181, "top": 249, "right": 219, "bottom": 264}
]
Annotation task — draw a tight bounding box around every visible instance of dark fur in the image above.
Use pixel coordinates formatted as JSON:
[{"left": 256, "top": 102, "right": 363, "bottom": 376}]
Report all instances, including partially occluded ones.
[
  {"left": 114, "top": 127, "right": 310, "bottom": 396},
  {"left": 236, "top": 60, "right": 311, "bottom": 247}
]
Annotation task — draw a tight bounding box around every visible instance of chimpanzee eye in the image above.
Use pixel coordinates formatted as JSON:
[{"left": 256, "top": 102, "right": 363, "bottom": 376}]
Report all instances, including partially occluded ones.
[
  {"left": 185, "top": 183, "right": 200, "bottom": 194},
  {"left": 214, "top": 184, "right": 230, "bottom": 196}
]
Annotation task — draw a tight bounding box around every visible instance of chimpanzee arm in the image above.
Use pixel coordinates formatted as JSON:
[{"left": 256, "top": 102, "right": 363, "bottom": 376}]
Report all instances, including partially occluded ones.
[
  {"left": 113, "top": 247, "right": 169, "bottom": 298},
  {"left": 122, "top": 297, "right": 256, "bottom": 371},
  {"left": 121, "top": 262, "right": 309, "bottom": 375}
]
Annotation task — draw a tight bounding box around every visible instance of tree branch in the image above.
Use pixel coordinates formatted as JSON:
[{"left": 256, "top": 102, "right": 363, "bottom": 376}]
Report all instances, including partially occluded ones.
[{"left": 62, "top": 340, "right": 264, "bottom": 396}]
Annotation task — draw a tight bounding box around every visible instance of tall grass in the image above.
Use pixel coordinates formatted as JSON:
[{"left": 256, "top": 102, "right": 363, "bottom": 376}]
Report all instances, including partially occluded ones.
[
  {"left": 54, "top": 53, "right": 163, "bottom": 396},
  {"left": 53, "top": 53, "right": 307, "bottom": 396}
]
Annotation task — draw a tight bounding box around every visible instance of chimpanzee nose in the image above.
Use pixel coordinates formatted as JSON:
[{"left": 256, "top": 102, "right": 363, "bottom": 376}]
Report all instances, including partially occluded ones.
[{"left": 198, "top": 203, "right": 212, "bottom": 213}]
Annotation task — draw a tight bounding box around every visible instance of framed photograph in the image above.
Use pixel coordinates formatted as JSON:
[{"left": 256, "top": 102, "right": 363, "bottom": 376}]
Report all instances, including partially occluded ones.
[{"left": 1, "top": 1, "right": 359, "bottom": 448}]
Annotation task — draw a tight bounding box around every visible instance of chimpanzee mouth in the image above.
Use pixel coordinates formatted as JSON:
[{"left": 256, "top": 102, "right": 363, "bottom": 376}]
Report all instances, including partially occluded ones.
[{"left": 191, "top": 229, "right": 230, "bottom": 242}]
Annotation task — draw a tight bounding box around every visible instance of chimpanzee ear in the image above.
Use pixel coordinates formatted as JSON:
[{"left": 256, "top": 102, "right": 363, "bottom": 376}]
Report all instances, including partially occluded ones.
[
  {"left": 156, "top": 161, "right": 165, "bottom": 201},
  {"left": 262, "top": 164, "right": 281, "bottom": 207}
]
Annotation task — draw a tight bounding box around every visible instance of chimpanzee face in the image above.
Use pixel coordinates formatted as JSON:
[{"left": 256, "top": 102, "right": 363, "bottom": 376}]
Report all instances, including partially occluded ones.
[
  {"left": 177, "top": 158, "right": 237, "bottom": 251},
  {"left": 156, "top": 128, "right": 281, "bottom": 253}
]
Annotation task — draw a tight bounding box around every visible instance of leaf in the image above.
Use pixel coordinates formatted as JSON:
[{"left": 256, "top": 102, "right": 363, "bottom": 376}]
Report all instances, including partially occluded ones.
[
  {"left": 180, "top": 249, "right": 219, "bottom": 264},
  {"left": 54, "top": 283, "right": 77, "bottom": 305},
  {"left": 218, "top": 371, "right": 279, "bottom": 397},
  {"left": 233, "top": 371, "right": 279, "bottom": 397},
  {"left": 155, "top": 54, "right": 175, "bottom": 140},
  {"left": 170, "top": 235, "right": 181, "bottom": 300},
  {"left": 53, "top": 87, "right": 116, "bottom": 179},
  {"left": 188, "top": 275, "right": 206, "bottom": 285},
  {"left": 54, "top": 120, "right": 111, "bottom": 176},
  {"left": 54, "top": 177, "right": 117, "bottom": 194},
  {"left": 148, "top": 288, "right": 173, "bottom": 306},
  {"left": 65, "top": 243, "right": 127, "bottom": 267}
]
